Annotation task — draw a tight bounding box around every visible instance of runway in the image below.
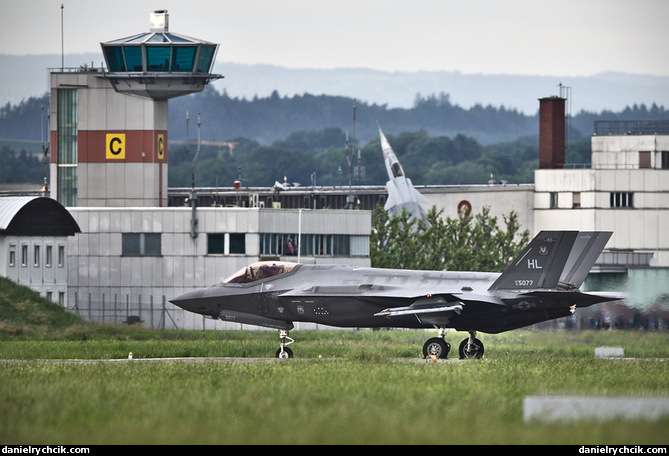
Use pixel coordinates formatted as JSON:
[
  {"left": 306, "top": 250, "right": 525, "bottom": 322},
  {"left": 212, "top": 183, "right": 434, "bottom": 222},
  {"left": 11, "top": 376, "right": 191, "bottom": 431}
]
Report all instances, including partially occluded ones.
[{"left": 0, "top": 356, "right": 466, "bottom": 364}]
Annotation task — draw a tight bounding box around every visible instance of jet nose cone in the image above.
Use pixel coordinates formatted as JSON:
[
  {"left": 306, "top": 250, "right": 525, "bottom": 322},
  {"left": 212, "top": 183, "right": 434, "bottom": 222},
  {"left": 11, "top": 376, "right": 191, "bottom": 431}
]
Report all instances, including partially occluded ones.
[{"left": 170, "top": 289, "right": 204, "bottom": 311}]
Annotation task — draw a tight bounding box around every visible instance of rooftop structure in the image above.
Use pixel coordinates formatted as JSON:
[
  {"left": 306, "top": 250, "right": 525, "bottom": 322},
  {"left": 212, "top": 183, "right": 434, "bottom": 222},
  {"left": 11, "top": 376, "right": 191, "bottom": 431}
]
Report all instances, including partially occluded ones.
[
  {"left": 0, "top": 197, "right": 80, "bottom": 304},
  {"left": 100, "top": 10, "right": 222, "bottom": 99}
]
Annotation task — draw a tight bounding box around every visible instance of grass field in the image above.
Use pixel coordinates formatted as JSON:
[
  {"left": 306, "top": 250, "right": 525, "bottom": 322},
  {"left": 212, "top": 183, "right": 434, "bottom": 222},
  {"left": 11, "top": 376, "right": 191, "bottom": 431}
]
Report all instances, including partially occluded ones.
[
  {"left": 1, "top": 278, "right": 668, "bottom": 445},
  {"left": 1, "top": 329, "right": 668, "bottom": 445}
]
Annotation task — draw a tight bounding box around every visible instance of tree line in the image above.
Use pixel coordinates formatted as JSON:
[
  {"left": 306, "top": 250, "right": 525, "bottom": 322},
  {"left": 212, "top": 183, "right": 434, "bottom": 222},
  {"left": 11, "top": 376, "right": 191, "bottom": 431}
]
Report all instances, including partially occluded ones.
[
  {"left": 166, "top": 127, "right": 596, "bottom": 189},
  {"left": 3, "top": 87, "right": 666, "bottom": 145},
  {"left": 0, "top": 145, "right": 46, "bottom": 185},
  {"left": 0, "top": 88, "right": 665, "bottom": 187},
  {"left": 370, "top": 205, "right": 530, "bottom": 272}
]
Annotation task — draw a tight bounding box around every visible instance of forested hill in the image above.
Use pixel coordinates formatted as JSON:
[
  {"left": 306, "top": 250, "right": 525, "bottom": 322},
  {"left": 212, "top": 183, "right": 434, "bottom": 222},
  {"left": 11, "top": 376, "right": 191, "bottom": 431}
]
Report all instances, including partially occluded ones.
[
  {"left": 168, "top": 87, "right": 668, "bottom": 145},
  {"left": 168, "top": 87, "right": 536, "bottom": 145},
  {"left": 2, "top": 86, "right": 667, "bottom": 146},
  {"left": 1, "top": 86, "right": 668, "bottom": 188}
]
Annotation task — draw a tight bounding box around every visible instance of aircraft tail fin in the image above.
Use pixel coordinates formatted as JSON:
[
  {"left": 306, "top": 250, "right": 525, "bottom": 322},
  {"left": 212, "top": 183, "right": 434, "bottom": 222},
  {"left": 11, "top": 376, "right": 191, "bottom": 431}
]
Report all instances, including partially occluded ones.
[{"left": 488, "top": 231, "right": 612, "bottom": 292}]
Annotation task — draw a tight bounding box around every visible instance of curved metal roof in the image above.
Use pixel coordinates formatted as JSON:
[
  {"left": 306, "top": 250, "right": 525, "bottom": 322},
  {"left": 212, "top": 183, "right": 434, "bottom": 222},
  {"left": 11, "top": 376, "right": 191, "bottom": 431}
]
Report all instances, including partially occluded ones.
[
  {"left": 103, "top": 31, "right": 216, "bottom": 46},
  {"left": 0, "top": 197, "right": 80, "bottom": 237}
]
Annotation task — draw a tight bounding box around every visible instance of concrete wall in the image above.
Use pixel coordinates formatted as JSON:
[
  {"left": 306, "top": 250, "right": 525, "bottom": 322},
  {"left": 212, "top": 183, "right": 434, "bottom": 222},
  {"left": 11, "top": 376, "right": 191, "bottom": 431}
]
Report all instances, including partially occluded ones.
[
  {"left": 50, "top": 72, "right": 168, "bottom": 208},
  {"left": 420, "top": 184, "right": 535, "bottom": 235}
]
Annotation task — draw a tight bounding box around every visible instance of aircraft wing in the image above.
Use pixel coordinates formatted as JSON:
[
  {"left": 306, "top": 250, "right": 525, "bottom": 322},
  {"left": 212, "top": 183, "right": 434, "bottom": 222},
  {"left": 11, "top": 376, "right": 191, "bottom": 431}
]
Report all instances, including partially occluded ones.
[{"left": 384, "top": 178, "right": 430, "bottom": 211}]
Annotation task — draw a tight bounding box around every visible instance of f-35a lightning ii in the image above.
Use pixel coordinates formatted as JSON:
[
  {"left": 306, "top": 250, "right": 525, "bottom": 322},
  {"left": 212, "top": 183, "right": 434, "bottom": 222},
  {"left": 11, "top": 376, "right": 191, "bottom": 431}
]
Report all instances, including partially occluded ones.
[{"left": 171, "top": 231, "right": 624, "bottom": 359}]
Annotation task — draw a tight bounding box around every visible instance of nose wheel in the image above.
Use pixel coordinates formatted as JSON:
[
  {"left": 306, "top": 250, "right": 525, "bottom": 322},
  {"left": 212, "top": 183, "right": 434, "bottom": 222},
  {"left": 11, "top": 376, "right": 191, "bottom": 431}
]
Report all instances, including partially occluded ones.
[{"left": 275, "top": 329, "right": 294, "bottom": 358}]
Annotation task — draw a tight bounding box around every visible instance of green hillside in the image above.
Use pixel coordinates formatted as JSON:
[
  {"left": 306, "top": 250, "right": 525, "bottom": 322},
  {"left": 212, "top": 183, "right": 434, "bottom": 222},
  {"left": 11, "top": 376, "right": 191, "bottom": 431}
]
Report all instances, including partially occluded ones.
[{"left": 0, "top": 277, "right": 89, "bottom": 339}]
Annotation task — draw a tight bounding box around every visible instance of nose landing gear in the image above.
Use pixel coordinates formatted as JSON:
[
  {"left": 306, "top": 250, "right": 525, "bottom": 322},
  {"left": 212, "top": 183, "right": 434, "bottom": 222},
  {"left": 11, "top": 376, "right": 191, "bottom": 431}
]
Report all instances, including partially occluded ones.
[{"left": 275, "top": 329, "right": 294, "bottom": 358}]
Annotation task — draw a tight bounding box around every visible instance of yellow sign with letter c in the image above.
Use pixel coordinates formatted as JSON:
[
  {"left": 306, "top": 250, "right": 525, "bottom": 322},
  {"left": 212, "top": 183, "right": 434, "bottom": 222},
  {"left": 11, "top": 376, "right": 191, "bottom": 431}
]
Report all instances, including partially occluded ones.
[
  {"left": 106, "top": 133, "right": 126, "bottom": 159},
  {"left": 157, "top": 134, "right": 165, "bottom": 160}
]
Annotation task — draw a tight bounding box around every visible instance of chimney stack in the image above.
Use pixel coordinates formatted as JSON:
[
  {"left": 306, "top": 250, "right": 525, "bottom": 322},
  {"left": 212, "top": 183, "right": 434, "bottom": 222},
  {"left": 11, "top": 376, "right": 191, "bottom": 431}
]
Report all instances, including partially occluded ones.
[
  {"left": 150, "top": 10, "right": 169, "bottom": 32},
  {"left": 539, "top": 96, "right": 566, "bottom": 169}
]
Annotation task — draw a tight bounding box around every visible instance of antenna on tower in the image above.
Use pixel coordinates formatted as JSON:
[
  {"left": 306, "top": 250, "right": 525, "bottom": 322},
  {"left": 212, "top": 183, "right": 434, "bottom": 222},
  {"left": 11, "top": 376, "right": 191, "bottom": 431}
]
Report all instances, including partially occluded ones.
[
  {"left": 41, "top": 105, "right": 50, "bottom": 196},
  {"left": 345, "top": 99, "right": 358, "bottom": 209},
  {"left": 60, "top": 4, "right": 64, "bottom": 70},
  {"left": 185, "top": 110, "right": 200, "bottom": 238},
  {"left": 558, "top": 82, "right": 572, "bottom": 155}
]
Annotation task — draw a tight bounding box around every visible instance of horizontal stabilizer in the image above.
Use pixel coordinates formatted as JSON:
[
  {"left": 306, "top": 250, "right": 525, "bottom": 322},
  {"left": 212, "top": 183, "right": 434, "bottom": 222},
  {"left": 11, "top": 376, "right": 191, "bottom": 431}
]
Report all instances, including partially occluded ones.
[{"left": 489, "top": 231, "right": 612, "bottom": 292}]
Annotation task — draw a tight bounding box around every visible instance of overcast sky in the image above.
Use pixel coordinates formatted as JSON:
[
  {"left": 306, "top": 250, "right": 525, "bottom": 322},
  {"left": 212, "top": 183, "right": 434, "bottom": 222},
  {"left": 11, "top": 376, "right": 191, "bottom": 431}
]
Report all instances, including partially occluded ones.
[{"left": 1, "top": 0, "right": 668, "bottom": 77}]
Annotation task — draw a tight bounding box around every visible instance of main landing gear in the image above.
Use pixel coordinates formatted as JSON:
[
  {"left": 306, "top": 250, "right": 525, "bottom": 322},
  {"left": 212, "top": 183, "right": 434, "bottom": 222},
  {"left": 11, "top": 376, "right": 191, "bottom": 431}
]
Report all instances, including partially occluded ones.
[
  {"left": 458, "top": 331, "right": 484, "bottom": 359},
  {"left": 422, "top": 329, "right": 485, "bottom": 359},
  {"left": 275, "top": 329, "right": 294, "bottom": 359},
  {"left": 422, "top": 327, "right": 451, "bottom": 359}
]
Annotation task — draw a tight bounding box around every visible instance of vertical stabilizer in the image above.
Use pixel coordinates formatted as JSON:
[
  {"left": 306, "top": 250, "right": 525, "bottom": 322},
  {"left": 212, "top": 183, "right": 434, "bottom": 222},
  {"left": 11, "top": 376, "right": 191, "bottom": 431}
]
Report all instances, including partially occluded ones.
[
  {"left": 558, "top": 231, "right": 612, "bottom": 289},
  {"left": 488, "top": 231, "right": 611, "bottom": 292}
]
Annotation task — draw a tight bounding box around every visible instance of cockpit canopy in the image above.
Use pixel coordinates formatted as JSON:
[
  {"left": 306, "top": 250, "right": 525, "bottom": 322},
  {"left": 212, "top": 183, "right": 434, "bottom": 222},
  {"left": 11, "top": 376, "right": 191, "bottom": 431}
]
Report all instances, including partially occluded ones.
[{"left": 223, "top": 262, "right": 298, "bottom": 284}]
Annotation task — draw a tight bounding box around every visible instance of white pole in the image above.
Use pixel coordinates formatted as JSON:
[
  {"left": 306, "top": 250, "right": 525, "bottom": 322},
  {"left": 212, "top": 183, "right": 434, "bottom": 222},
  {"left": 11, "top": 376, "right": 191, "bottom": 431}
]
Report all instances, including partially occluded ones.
[{"left": 297, "top": 209, "right": 302, "bottom": 263}]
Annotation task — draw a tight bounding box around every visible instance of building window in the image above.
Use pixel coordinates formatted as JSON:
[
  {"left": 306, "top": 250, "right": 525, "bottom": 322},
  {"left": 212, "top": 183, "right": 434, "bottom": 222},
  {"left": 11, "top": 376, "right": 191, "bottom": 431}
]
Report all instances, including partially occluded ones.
[
  {"left": 33, "top": 245, "right": 40, "bottom": 267},
  {"left": 46, "top": 245, "right": 53, "bottom": 268},
  {"left": 57, "top": 88, "right": 78, "bottom": 207},
  {"left": 639, "top": 151, "right": 651, "bottom": 169},
  {"left": 549, "top": 192, "right": 558, "bottom": 208},
  {"left": 572, "top": 192, "right": 581, "bottom": 208},
  {"left": 610, "top": 192, "right": 634, "bottom": 208},
  {"left": 350, "top": 236, "right": 370, "bottom": 257},
  {"left": 58, "top": 245, "right": 65, "bottom": 267},
  {"left": 229, "top": 233, "right": 246, "bottom": 254},
  {"left": 122, "top": 233, "right": 161, "bottom": 256},
  {"left": 21, "top": 245, "right": 28, "bottom": 267},
  {"left": 9, "top": 245, "right": 16, "bottom": 267},
  {"left": 260, "top": 233, "right": 295, "bottom": 256},
  {"left": 207, "top": 233, "right": 246, "bottom": 255},
  {"left": 259, "top": 233, "right": 369, "bottom": 258},
  {"left": 662, "top": 151, "right": 669, "bottom": 170},
  {"left": 207, "top": 234, "right": 226, "bottom": 254}
]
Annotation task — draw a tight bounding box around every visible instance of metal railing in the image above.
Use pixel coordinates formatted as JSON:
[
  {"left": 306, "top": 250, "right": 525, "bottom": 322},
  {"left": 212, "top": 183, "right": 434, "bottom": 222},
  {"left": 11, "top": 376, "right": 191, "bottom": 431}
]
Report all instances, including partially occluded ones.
[
  {"left": 594, "top": 120, "right": 669, "bottom": 136},
  {"left": 70, "top": 292, "right": 182, "bottom": 330}
]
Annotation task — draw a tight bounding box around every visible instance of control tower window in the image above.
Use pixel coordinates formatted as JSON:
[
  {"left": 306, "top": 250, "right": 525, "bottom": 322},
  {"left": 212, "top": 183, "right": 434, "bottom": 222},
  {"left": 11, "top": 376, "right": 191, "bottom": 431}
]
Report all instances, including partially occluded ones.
[
  {"left": 172, "top": 46, "right": 197, "bottom": 71},
  {"left": 146, "top": 46, "right": 171, "bottom": 71},
  {"left": 104, "top": 46, "right": 126, "bottom": 72},
  {"left": 123, "top": 46, "right": 143, "bottom": 71},
  {"left": 196, "top": 45, "right": 216, "bottom": 73}
]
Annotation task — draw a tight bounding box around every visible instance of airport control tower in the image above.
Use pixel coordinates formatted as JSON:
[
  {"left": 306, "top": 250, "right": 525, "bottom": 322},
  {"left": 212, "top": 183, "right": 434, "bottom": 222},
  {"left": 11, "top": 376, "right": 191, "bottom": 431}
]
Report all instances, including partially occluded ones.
[{"left": 49, "top": 10, "right": 221, "bottom": 207}]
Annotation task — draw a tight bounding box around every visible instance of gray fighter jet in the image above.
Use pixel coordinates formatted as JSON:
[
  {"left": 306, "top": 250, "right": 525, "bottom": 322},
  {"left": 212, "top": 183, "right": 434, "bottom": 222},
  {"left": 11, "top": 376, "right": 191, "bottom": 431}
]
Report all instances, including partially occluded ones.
[
  {"left": 171, "top": 231, "right": 624, "bottom": 359},
  {"left": 378, "top": 125, "right": 430, "bottom": 222}
]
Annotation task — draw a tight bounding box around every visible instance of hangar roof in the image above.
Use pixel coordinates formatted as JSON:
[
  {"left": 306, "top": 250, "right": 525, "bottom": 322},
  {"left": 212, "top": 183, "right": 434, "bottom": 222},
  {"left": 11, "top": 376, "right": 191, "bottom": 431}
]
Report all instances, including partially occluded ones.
[{"left": 0, "top": 197, "right": 81, "bottom": 236}]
